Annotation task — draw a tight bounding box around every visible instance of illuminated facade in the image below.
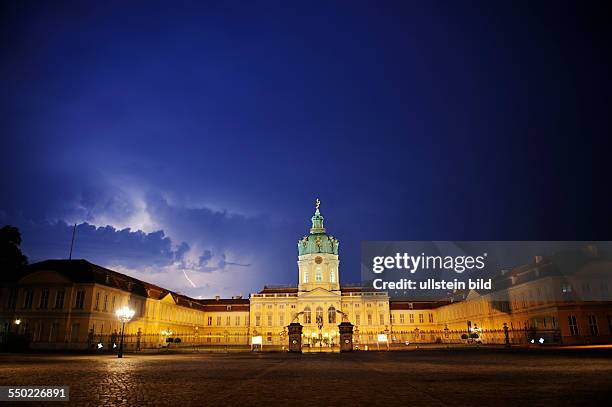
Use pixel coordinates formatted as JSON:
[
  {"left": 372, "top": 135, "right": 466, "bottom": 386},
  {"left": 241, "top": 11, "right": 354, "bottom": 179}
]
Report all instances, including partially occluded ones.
[{"left": 1, "top": 203, "right": 611, "bottom": 351}]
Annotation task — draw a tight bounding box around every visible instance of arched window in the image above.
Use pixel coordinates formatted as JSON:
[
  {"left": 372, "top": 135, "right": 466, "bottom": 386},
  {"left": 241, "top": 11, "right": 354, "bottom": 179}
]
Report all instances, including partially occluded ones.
[
  {"left": 304, "top": 270, "right": 309, "bottom": 283},
  {"left": 315, "top": 266, "right": 322, "bottom": 282},
  {"left": 328, "top": 306, "right": 336, "bottom": 323},
  {"left": 329, "top": 269, "right": 335, "bottom": 283},
  {"left": 303, "top": 307, "right": 311, "bottom": 324},
  {"left": 316, "top": 306, "right": 324, "bottom": 324}
]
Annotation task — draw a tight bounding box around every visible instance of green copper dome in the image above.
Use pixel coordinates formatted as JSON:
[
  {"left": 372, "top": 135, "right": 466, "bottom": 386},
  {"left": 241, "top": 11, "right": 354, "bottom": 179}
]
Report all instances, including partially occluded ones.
[{"left": 297, "top": 199, "right": 339, "bottom": 256}]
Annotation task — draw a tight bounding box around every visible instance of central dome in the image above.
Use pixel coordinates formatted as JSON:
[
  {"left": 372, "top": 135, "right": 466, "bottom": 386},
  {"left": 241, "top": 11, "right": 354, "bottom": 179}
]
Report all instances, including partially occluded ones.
[{"left": 297, "top": 199, "right": 339, "bottom": 256}]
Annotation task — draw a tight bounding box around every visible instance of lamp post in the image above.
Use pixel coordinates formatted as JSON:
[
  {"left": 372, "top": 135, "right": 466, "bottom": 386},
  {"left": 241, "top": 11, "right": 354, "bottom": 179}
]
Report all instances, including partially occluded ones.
[{"left": 115, "top": 306, "right": 135, "bottom": 358}]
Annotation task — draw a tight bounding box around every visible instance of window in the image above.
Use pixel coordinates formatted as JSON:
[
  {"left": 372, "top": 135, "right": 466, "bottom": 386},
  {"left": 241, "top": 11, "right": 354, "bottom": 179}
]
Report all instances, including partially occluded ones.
[
  {"left": 279, "top": 314, "right": 284, "bottom": 327},
  {"left": 267, "top": 332, "right": 272, "bottom": 343},
  {"left": 409, "top": 314, "right": 414, "bottom": 323},
  {"left": 267, "top": 314, "right": 272, "bottom": 326},
  {"left": 562, "top": 283, "right": 572, "bottom": 293},
  {"left": 330, "top": 270, "right": 335, "bottom": 283},
  {"left": 355, "top": 313, "right": 360, "bottom": 325},
  {"left": 316, "top": 306, "right": 323, "bottom": 324},
  {"left": 255, "top": 315, "right": 261, "bottom": 326},
  {"left": 216, "top": 316, "right": 222, "bottom": 326},
  {"left": 379, "top": 314, "right": 384, "bottom": 325},
  {"left": 23, "top": 289, "right": 34, "bottom": 309},
  {"left": 390, "top": 314, "right": 395, "bottom": 324},
  {"left": 94, "top": 292, "right": 100, "bottom": 310},
  {"left": 226, "top": 316, "right": 231, "bottom": 326},
  {"left": 7, "top": 288, "right": 17, "bottom": 309},
  {"left": 419, "top": 314, "right": 424, "bottom": 324},
  {"left": 588, "top": 315, "right": 599, "bottom": 335},
  {"left": 235, "top": 316, "right": 241, "bottom": 326},
  {"left": 103, "top": 294, "right": 108, "bottom": 311},
  {"left": 428, "top": 313, "right": 434, "bottom": 323},
  {"left": 315, "top": 266, "right": 322, "bottom": 282},
  {"left": 74, "top": 290, "right": 85, "bottom": 309},
  {"left": 367, "top": 314, "right": 372, "bottom": 325},
  {"left": 111, "top": 295, "right": 116, "bottom": 311},
  {"left": 207, "top": 316, "right": 212, "bottom": 326},
  {"left": 400, "top": 314, "right": 405, "bottom": 324},
  {"left": 303, "top": 307, "right": 311, "bottom": 324},
  {"left": 328, "top": 306, "right": 336, "bottom": 323},
  {"left": 55, "top": 290, "right": 65, "bottom": 309},
  {"left": 568, "top": 315, "right": 579, "bottom": 336},
  {"left": 39, "top": 289, "right": 49, "bottom": 309},
  {"left": 304, "top": 271, "right": 309, "bottom": 283}
]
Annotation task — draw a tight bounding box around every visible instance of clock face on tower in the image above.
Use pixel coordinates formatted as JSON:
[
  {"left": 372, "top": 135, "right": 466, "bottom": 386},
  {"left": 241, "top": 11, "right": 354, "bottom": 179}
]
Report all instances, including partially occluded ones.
[{"left": 315, "top": 256, "right": 323, "bottom": 264}]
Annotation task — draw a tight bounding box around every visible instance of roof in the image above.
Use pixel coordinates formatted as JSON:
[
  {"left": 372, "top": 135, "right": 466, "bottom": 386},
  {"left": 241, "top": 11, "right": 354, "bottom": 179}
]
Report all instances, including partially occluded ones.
[
  {"left": 194, "top": 297, "right": 250, "bottom": 312},
  {"left": 259, "top": 285, "right": 298, "bottom": 294},
  {"left": 24, "top": 259, "right": 211, "bottom": 311}
]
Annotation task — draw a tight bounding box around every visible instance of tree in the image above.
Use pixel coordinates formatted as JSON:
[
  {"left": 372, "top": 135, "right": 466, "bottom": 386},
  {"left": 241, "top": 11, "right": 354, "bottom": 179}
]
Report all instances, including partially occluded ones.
[{"left": 0, "top": 225, "right": 28, "bottom": 282}]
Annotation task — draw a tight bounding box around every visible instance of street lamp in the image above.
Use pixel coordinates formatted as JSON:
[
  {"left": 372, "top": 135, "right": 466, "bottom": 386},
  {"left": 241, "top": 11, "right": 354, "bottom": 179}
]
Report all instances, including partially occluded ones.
[
  {"left": 115, "top": 306, "right": 135, "bottom": 358},
  {"left": 14, "top": 319, "right": 21, "bottom": 325}
]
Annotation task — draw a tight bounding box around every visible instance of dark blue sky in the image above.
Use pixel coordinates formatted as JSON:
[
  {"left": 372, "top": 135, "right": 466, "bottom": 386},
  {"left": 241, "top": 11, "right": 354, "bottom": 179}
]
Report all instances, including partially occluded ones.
[{"left": 1, "top": 1, "right": 610, "bottom": 297}]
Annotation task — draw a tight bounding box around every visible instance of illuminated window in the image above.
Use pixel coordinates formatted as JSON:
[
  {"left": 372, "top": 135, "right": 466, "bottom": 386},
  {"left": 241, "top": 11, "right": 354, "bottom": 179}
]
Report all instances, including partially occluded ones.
[
  {"left": 315, "top": 266, "right": 322, "bottom": 282},
  {"left": 316, "top": 306, "right": 323, "bottom": 323},
  {"left": 400, "top": 314, "right": 405, "bottom": 324},
  {"left": 390, "top": 314, "right": 395, "bottom": 324},
  {"left": 328, "top": 306, "right": 336, "bottom": 323},
  {"left": 303, "top": 307, "right": 311, "bottom": 324}
]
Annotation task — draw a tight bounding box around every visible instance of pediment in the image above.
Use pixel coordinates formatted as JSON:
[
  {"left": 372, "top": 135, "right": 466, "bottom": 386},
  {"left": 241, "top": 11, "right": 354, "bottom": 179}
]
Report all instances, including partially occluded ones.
[
  {"left": 299, "top": 287, "right": 341, "bottom": 298},
  {"left": 160, "top": 292, "right": 178, "bottom": 304}
]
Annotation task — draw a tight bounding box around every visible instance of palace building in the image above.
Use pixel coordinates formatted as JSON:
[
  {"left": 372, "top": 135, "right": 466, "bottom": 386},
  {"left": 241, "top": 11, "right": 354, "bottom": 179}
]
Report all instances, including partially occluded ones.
[{"left": 1, "top": 202, "right": 611, "bottom": 351}]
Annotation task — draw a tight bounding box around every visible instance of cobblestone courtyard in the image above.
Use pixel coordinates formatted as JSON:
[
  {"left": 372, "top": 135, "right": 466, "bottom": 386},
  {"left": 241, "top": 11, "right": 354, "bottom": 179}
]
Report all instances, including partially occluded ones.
[{"left": 1, "top": 348, "right": 612, "bottom": 406}]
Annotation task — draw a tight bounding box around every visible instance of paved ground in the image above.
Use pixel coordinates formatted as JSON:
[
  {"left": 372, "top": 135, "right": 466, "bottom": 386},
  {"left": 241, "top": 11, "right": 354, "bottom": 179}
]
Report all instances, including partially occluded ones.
[{"left": 1, "top": 348, "right": 612, "bottom": 406}]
